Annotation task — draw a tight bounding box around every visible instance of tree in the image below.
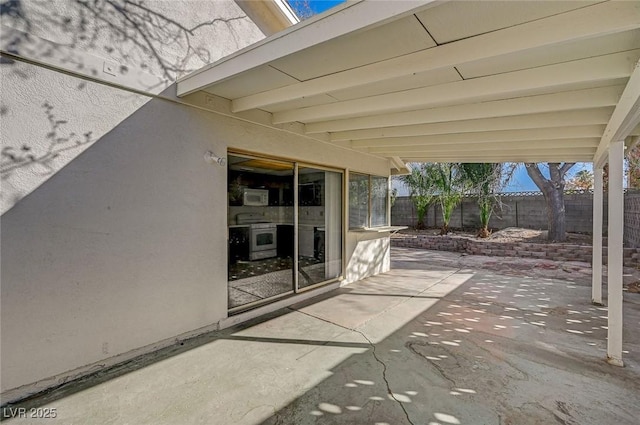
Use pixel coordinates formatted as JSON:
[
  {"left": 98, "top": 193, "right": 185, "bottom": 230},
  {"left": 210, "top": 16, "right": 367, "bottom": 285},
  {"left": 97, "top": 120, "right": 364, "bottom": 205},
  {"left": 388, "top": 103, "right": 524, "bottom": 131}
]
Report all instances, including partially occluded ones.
[
  {"left": 397, "top": 163, "right": 437, "bottom": 229},
  {"left": 459, "top": 163, "right": 503, "bottom": 238},
  {"left": 565, "top": 169, "right": 594, "bottom": 191},
  {"left": 433, "top": 163, "right": 463, "bottom": 235},
  {"left": 525, "top": 162, "right": 575, "bottom": 242}
]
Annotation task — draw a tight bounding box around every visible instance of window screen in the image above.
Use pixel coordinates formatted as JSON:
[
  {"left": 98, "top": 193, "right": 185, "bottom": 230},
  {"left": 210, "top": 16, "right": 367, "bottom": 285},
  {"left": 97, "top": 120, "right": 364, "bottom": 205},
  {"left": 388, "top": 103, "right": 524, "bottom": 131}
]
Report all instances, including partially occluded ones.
[
  {"left": 370, "top": 176, "right": 389, "bottom": 227},
  {"left": 349, "top": 173, "right": 369, "bottom": 229}
]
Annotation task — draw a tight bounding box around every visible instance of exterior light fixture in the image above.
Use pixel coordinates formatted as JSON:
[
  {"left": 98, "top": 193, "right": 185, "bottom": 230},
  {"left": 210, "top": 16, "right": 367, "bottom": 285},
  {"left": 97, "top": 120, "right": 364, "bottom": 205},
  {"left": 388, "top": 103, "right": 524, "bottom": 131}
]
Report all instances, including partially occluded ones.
[{"left": 205, "top": 151, "right": 226, "bottom": 166}]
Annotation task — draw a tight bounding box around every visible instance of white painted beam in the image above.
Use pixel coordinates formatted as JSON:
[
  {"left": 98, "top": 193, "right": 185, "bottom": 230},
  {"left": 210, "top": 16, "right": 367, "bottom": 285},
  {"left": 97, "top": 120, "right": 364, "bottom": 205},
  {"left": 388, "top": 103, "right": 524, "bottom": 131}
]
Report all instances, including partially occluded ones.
[
  {"left": 273, "top": 50, "right": 638, "bottom": 124},
  {"left": 607, "top": 139, "right": 625, "bottom": 367},
  {"left": 592, "top": 166, "right": 604, "bottom": 306},
  {"left": 305, "top": 85, "right": 624, "bottom": 134},
  {"left": 400, "top": 155, "right": 595, "bottom": 163},
  {"left": 231, "top": 1, "right": 640, "bottom": 112},
  {"left": 235, "top": 0, "right": 299, "bottom": 36},
  {"left": 331, "top": 110, "right": 612, "bottom": 142},
  {"left": 370, "top": 146, "right": 595, "bottom": 157},
  {"left": 594, "top": 59, "right": 640, "bottom": 168},
  {"left": 396, "top": 149, "right": 596, "bottom": 158},
  {"left": 177, "top": 0, "right": 439, "bottom": 96},
  {"left": 390, "top": 156, "right": 406, "bottom": 171},
  {"left": 353, "top": 128, "right": 602, "bottom": 149}
]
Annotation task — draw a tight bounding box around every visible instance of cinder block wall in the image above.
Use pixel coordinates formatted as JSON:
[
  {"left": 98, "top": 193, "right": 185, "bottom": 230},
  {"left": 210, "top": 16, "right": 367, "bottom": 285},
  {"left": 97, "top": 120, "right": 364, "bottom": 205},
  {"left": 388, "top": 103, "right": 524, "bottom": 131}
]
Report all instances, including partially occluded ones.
[
  {"left": 392, "top": 191, "right": 638, "bottom": 248},
  {"left": 625, "top": 191, "right": 640, "bottom": 248}
]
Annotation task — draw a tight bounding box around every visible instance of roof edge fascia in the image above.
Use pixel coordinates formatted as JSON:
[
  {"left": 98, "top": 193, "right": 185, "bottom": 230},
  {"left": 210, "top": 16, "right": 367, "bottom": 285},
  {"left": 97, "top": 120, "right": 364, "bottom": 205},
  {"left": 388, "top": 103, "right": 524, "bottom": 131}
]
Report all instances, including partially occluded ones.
[
  {"left": 178, "top": 0, "right": 441, "bottom": 96},
  {"left": 235, "top": 0, "right": 299, "bottom": 37}
]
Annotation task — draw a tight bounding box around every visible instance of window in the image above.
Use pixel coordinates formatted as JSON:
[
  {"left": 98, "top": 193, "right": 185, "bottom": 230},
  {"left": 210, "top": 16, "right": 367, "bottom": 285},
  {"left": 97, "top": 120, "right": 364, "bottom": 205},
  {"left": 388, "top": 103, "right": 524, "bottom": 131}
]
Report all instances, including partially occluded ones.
[
  {"left": 371, "top": 176, "right": 389, "bottom": 227},
  {"left": 349, "top": 173, "right": 369, "bottom": 228},
  {"left": 349, "top": 173, "right": 389, "bottom": 229}
]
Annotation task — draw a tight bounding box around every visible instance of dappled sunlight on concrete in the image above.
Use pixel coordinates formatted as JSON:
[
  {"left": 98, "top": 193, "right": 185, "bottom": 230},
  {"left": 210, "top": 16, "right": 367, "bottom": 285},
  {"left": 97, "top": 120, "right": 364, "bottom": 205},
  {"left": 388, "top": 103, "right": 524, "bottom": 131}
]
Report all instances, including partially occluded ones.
[{"left": 4, "top": 248, "right": 639, "bottom": 425}]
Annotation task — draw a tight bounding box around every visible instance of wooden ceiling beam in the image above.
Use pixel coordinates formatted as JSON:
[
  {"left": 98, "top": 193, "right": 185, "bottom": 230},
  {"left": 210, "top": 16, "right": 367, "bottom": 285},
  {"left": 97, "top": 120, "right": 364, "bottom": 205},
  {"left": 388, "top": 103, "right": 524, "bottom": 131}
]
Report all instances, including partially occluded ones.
[
  {"left": 273, "top": 50, "right": 638, "bottom": 124},
  {"left": 353, "top": 128, "right": 602, "bottom": 149},
  {"left": 305, "top": 85, "right": 624, "bottom": 134},
  {"left": 399, "top": 154, "right": 595, "bottom": 163},
  {"left": 369, "top": 140, "right": 598, "bottom": 155},
  {"left": 177, "top": 0, "right": 439, "bottom": 96},
  {"left": 330, "top": 109, "right": 612, "bottom": 142},
  {"left": 594, "top": 59, "right": 640, "bottom": 168},
  {"left": 231, "top": 1, "right": 639, "bottom": 112}
]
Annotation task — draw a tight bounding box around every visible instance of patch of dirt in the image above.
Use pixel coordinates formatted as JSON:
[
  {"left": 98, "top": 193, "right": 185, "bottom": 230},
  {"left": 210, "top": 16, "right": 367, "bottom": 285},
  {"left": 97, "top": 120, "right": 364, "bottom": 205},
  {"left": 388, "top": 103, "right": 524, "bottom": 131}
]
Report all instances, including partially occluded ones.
[
  {"left": 542, "top": 306, "right": 570, "bottom": 316},
  {"left": 399, "top": 226, "right": 592, "bottom": 245}
]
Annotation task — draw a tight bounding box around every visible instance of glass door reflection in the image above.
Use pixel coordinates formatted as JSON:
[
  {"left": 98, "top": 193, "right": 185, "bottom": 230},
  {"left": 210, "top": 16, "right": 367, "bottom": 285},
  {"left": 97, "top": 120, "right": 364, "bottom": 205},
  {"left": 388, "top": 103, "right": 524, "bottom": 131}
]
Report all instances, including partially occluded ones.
[
  {"left": 227, "top": 154, "right": 295, "bottom": 311},
  {"left": 297, "top": 166, "right": 343, "bottom": 289}
]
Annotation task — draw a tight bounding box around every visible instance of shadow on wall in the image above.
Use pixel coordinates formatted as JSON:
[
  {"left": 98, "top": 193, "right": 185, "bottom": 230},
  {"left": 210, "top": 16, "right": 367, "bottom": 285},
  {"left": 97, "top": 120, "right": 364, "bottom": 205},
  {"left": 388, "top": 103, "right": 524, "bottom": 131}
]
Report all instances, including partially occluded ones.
[
  {"left": 0, "top": 73, "right": 231, "bottom": 397},
  {"left": 347, "top": 235, "right": 390, "bottom": 283},
  {"left": 1, "top": 0, "right": 259, "bottom": 211},
  {"left": 1, "top": 101, "right": 95, "bottom": 180},
  {"left": 0, "top": 0, "right": 248, "bottom": 80}
]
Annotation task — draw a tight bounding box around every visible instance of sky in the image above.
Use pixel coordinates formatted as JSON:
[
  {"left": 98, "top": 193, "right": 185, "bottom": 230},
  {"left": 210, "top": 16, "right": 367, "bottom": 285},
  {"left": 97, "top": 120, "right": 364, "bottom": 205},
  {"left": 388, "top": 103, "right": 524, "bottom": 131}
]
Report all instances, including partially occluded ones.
[
  {"left": 285, "top": 1, "right": 593, "bottom": 194},
  {"left": 287, "top": 0, "right": 346, "bottom": 17},
  {"left": 505, "top": 163, "right": 591, "bottom": 192}
]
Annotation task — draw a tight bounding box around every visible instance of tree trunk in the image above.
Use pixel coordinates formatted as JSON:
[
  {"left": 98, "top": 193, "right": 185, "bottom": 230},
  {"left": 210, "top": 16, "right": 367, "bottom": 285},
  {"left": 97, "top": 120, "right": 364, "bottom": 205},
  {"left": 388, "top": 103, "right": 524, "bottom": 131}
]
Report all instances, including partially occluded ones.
[
  {"left": 542, "top": 186, "right": 566, "bottom": 242},
  {"left": 525, "top": 163, "right": 574, "bottom": 243}
]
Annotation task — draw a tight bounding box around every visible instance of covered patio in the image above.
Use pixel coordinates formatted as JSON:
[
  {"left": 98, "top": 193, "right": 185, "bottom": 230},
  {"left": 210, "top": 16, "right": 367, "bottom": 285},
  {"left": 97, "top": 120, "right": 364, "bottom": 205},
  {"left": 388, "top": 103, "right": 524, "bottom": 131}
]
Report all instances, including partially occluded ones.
[
  {"left": 4, "top": 0, "right": 640, "bottom": 417},
  {"left": 4, "top": 247, "right": 639, "bottom": 424},
  {"left": 179, "top": 0, "right": 640, "bottom": 366}
]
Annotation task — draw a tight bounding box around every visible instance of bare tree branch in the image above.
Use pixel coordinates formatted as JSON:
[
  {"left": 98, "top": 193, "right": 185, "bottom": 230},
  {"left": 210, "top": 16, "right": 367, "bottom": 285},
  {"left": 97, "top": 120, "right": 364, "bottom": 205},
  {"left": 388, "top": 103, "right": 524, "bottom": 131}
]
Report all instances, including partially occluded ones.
[
  {"left": 559, "top": 162, "right": 576, "bottom": 176},
  {"left": 524, "top": 163, "right": 550, "bottom": 191}
]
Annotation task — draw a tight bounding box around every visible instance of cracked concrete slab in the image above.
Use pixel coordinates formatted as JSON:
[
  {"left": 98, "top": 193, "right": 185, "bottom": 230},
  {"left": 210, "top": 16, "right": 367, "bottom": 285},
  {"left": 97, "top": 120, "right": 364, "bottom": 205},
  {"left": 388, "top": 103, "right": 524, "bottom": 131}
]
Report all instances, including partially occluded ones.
[{"left": 3, "top": 248, "right": 639, "bottom": 425}]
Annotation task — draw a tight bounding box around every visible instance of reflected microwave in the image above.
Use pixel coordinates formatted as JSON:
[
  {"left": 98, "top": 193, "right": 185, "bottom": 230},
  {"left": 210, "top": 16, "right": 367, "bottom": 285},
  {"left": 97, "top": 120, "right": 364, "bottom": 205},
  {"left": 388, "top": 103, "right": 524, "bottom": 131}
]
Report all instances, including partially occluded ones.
[{"left": 243, "top": 188, "right": 269, "bottom": 206}]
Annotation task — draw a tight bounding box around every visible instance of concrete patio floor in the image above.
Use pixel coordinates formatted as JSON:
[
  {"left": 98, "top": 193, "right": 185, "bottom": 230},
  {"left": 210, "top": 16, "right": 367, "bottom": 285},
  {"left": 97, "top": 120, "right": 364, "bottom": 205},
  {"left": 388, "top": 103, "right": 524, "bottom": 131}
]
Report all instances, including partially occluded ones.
[{"left": 4, "top": 248, "right": 640, "bottom": 424}]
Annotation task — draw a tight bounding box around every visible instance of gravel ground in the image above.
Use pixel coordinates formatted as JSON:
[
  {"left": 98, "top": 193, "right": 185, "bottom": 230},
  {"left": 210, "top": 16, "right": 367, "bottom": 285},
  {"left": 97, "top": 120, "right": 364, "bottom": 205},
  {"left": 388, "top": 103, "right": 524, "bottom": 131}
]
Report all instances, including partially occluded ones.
[
  {"left": 395, "top": 227, "right": 640, "bottom": 292},
  {"left": 400, "top": 227, "right": 593, "bottom": 245}
]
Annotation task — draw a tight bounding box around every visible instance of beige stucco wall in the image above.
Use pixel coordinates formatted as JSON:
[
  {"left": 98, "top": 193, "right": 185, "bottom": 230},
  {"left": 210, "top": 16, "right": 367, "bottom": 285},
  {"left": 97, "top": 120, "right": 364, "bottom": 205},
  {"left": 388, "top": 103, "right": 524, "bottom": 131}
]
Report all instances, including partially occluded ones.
[
  {"left": 1, "top": 0, "right": 265, "bottom": 214},
  {"left": 345, "top": 234, "right": 391, "bottom": 283},
  {"left": 1, "top": 1, "right": 392, "bottom": 401}
]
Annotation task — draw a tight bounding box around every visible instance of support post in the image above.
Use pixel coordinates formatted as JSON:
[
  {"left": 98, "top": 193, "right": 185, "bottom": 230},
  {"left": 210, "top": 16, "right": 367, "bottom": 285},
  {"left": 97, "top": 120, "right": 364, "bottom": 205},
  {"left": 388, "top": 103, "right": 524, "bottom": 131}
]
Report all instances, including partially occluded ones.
[
  {"left": 591, "top": 166, "right": 604, "bottom": 305},
  {"left": 607, "top": 139, "right": 624, "bottom": 367}
]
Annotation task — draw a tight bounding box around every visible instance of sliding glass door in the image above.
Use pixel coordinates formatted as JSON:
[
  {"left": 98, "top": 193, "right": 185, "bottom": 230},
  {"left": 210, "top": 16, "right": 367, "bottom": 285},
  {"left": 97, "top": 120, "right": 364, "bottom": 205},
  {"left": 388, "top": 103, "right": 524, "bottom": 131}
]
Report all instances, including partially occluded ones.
[
  {"left": 297, "top": 166, "right": 343, "bottom": 289},
  {"left": 227, "top": 154, "right": 295, "bottom": 311},
  {"left": 227, "top": 153, "right": 343, "bottom": 313}
]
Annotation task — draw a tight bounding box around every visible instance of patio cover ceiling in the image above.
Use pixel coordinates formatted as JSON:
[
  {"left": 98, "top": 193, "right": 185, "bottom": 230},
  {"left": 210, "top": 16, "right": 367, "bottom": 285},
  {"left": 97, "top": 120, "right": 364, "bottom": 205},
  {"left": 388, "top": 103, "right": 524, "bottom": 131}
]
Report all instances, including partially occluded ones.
[{"left": 177, "top": 0, "right": 640, "bottom": 171}]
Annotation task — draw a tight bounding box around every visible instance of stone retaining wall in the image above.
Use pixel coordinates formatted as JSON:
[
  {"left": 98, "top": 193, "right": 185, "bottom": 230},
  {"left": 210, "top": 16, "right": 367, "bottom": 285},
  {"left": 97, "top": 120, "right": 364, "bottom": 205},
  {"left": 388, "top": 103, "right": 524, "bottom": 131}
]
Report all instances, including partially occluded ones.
[{"left": 391, "top": 234, "right": 640, "bottom": 268}]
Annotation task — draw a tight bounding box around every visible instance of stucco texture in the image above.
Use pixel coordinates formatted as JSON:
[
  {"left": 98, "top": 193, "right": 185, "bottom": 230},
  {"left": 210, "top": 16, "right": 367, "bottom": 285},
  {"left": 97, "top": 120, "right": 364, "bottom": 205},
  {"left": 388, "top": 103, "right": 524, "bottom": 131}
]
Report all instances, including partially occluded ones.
[
  {"left": 1, "top": 0, "right": 265, "bottom": 213},
  {"left": 1, "top": 64, "right": 390, "bottom": 397},
  {"left": 1, "top": 0, "right": 392, "bottom": 400}
]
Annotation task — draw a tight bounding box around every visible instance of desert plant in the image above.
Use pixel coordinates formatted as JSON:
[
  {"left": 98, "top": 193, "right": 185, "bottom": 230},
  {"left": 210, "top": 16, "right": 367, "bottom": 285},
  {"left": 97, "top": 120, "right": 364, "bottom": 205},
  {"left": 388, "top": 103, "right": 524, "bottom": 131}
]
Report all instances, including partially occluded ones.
[
  {"left": 459, "top": 163, "right": 503, "bottom": 238},
  {"left": 433, "top": 163, "right": 463, "bottom": 235},
  {"left": 397, "top": 163, "right": 438, "bottom": 229}
]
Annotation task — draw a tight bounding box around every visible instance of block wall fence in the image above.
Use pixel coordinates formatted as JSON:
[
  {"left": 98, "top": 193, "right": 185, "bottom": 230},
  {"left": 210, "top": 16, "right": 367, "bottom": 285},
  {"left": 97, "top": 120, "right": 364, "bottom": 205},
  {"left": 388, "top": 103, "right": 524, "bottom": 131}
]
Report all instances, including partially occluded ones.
[
  {"left": 625, "top": 191, "right": 640, "bottom": 249},
  {"left": 391, "top": 191, "right": 640, "bottom": 248}
]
